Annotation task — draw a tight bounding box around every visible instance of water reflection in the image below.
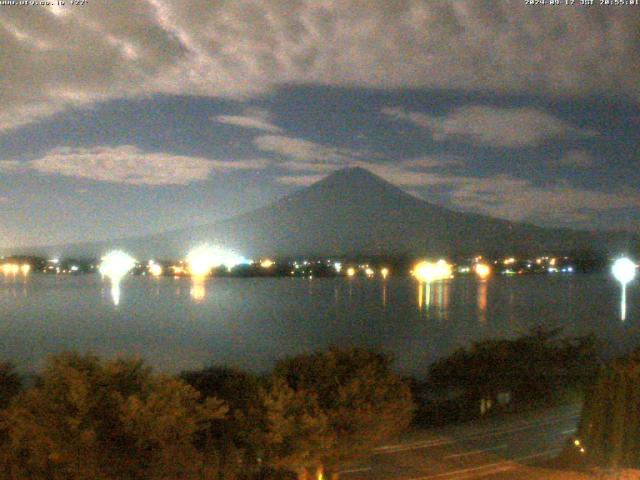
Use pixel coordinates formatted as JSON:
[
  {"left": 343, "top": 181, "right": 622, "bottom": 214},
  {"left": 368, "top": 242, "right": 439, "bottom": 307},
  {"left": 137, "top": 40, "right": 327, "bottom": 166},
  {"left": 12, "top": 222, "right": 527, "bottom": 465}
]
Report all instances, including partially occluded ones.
[
  {"left": 111, "top": 281, "right": 122, "bottom": 306},
  {"left": 99, "top": 250, "right": 136, "bottom": 307},
  {"left": 190, "top": 278, "right": 206, "bottom": 302},
  {"left": 621, "top": 286, "right": 628, "bottom": 321},
  {"left": 0, "top": 273, "right": 637, "bottom": 375},
  {"left": 417, "top": 281, "right": 451, "bottom": 319},
  {"left": 436, "top": 282, "right": 450, "bottom": 319},
  {"left": 382, "top": 282, "right": 387, "bottom": 308},
  {"left": 477, "top": 281, "right": 488, "bottom": 324},
  {"left": 417, "top": 282, "right": 427, "bottom": 309}
]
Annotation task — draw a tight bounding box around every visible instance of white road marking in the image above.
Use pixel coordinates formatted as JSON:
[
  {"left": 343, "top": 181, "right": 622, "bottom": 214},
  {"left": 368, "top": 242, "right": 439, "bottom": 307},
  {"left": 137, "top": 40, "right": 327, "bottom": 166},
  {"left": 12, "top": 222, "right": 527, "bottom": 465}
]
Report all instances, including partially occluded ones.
[
  {"left": 376, "top": 414, "right": 578, "bottom": 454},
  {"left": 444, "top": 444, "right": 507, "bottom": 459},
  {"left": 338, "top": 467, "right": 372, "bottom": 474}
]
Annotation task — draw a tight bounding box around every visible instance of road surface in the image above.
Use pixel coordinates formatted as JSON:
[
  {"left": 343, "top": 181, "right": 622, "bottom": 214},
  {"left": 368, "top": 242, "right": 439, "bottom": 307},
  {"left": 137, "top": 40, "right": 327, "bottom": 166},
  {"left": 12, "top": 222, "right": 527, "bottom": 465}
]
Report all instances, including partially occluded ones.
[{"left": 338, "top": 404, "right": 581, "bottom": 479}]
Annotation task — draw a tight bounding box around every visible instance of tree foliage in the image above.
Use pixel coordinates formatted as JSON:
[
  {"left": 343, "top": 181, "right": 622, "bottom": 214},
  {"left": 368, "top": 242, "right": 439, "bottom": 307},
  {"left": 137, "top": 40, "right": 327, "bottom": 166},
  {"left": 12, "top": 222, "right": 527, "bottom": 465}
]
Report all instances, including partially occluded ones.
[
  {"left": 0, "top": 362, "right": 21, "bottom": 409},
  {"left": 578, "top": 348, "right": 640, "bottom": 469},
  {"left": 428, "top": 327, "right": 599, "bottom": 405},
  {"left": 0, "top": 352, "right": 227, "bottom": 480},
  {"left": 259, "top": 376, "right": 334, "bottom": 477},
  {"left": 181, "top": 366, "right": 265, "bottom": 478},
  {"left": 270, "top": 347, "right": 415, "bottom": 472},
  {"left": 0, "top": 349, "right": 415, "bottom": 480}
]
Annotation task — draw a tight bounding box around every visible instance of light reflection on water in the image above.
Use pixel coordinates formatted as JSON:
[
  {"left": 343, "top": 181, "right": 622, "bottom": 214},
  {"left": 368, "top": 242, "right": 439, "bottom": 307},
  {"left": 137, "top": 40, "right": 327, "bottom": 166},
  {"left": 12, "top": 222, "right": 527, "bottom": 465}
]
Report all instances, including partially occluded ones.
[
  {"left": 0, "top": 273, "right": 638, "bottom": 377},
  {"left": 477, "top": 281, "right": 488, "bottom": 324}
]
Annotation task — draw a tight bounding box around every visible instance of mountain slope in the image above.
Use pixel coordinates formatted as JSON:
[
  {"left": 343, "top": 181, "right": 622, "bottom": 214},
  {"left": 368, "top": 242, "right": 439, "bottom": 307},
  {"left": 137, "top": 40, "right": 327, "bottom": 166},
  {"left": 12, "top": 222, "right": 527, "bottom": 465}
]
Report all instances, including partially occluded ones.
[{"left": 13, "top": 167, "right": 637, "bottom": 258}]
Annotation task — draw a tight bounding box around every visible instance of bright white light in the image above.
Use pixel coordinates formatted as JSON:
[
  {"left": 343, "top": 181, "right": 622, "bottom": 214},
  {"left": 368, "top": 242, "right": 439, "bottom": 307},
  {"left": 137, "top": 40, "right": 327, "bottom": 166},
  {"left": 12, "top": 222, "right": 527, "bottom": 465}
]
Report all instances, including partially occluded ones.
[
  {"left": 413, "top": 260, "right": 453, "bottom": 283},
  {"left": 99, "top": 251, "right": 136, "bottom": 282},
  {"left": 187, "top": 245, "right": 249, "bottom": 277},
  {"left": 612, "top": 257, "right": 636, "bottom": 285},
  {"left": 148, "top": 262, "right": 163, "bottom": 277},
  {"left": 613, "top": 257, "right": 636, "bottom": 321},
  {"left": 99, "top": 251, "right": 135, "bottom": 306},
  {"left": 334, "top": 262, "right": 342, "bottom": 273}
]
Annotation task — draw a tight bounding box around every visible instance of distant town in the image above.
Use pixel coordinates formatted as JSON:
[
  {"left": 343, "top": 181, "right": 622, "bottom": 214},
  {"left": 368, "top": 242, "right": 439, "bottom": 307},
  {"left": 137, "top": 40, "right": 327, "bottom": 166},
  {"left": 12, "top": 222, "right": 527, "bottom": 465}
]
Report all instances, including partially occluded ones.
[{"left": 0, "top": 249, "right": 610, "bottom": 280}]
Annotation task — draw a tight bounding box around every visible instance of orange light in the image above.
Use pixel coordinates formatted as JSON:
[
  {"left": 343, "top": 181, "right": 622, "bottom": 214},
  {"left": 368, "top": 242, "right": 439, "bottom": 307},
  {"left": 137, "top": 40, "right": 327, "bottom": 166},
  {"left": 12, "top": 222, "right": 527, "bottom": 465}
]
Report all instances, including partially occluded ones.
[
  {"left": 260, "top": 259, "right": 275, "bottom": 268},
  {"left": 413, "top": 260, "right": 453, "bottom": 283},
  {"left": 475, "top": 263, "right": 491, "bottom": 280}
]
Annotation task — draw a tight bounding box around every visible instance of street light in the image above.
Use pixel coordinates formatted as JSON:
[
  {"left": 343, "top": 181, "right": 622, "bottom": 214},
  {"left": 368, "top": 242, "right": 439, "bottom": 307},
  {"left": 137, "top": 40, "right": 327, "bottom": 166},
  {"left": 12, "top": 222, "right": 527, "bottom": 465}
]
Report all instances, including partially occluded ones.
[
  {"left": 99, "top": 250, "right": 136, "bottom": 306},
  {"left": 612, "top": 257, "right": 636, "bottom": 321}
]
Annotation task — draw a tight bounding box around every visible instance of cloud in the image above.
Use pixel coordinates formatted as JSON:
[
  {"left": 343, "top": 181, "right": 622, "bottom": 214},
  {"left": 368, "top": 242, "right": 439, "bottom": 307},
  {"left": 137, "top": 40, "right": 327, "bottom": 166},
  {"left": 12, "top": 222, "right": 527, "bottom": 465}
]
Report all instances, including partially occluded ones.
[
  {"left": 382, "top": 106, "right": 595, "bottom": 148},
  {"left": 278, "top": 161, "right": 339, "bottom": 172},
  {"left": 214, "top": 108, "right": 282, "bottom": 133},
  {"left": 558, "top": 149, "right": 597, "bottom": 168},
  {"left": 0, "top": 2, "right": 638, "bottom": 130},
  {"left": 446, "top": 176, "right": 640, "bottom": 226},
  {"left": 276, "top": 174, "right": 327, "bottom": 186},
  {"left": 398, "top": 155, "right": 464, "bottom": 169},
  {"left": 264, "top": 133, "right": 464, "bottom": 186},
  {"left": 255, "top": 135, "right": 357, "bottom": 163},
  {"left": 2, "top": 145, "right": 269, "bottom": 185}
]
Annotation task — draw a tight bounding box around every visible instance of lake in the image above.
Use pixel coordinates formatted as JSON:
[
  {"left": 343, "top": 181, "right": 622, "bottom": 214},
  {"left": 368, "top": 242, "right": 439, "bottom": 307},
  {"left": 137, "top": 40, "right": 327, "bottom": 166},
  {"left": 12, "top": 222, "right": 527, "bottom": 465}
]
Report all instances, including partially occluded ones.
[{"left": 0, "top": 273, "right": 638, "bottom": 377}]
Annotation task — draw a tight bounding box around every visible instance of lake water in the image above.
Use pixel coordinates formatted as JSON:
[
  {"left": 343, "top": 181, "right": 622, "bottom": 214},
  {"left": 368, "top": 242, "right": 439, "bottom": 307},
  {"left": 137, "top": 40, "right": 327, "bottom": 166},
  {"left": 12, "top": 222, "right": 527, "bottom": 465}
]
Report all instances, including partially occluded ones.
[{"left": 1, "top": 273, "right": 639, "bottom": 377}]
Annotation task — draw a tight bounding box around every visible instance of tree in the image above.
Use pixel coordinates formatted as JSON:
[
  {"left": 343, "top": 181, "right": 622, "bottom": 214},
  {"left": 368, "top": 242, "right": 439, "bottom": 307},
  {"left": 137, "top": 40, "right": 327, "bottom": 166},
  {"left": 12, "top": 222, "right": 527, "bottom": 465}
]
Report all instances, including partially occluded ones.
[
  {"left": 181, "top": 366, "right": 265, "bottom": 478},
  {"left": 0, "top": 362, "right": 21, "bottom": 409},
  {"left": 578, "top": 348, "right": 640, "bottom": 469},
  {"left": 269, "top": 347, "right": 415, "bottom": 478},
  {"left": 0, "top": 352, "right": 227, "bottom": 480},
  {"left": 428, "top": 327, "right": 599, "bottom": 411},
  {"left": 259, "top": 377, "right": 334, "bottom": 479}
]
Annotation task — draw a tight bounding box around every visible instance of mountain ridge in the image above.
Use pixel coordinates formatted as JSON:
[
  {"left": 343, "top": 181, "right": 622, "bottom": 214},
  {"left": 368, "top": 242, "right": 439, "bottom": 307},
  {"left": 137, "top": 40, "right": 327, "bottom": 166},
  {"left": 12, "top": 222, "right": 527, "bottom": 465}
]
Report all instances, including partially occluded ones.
[{"left": 5, "top": 167, "right": 637, "bottom": 258}]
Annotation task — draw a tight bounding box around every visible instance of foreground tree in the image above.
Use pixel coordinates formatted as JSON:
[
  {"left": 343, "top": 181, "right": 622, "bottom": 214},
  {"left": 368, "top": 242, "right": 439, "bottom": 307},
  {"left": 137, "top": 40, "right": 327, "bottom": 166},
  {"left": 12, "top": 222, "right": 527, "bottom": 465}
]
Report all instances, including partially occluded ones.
[
  {"left": 0, "top": 352, "right": 227, "bottom": 480},
  {"left": 578, "top": 348, "right": 640, "bottom": 469},
  {"left": 267, "top": 347, "right": 415, "bottom": 478},
  {"left": 259, "top": 377, "right": 334, "bottom": 479},
  {"left": 428, "top": 327, "right": 599, "bottom": 411},
  {"left": 181, "top": 366, "right": 265, "bottom": 478},
  {"left": 0, "top": 362, "right": 21, "bottom": 409}
]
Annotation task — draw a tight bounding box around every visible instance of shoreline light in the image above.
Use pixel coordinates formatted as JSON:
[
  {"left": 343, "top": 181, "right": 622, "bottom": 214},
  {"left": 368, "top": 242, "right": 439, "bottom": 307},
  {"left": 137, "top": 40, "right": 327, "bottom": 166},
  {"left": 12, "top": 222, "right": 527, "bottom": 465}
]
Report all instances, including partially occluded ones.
[
  {"left": 148, "top": 261, "right": 163, "bottom": 277},
  {"left": 260, "top": 259, "right": 275, "bottom": 269},
  {"left": 381, "top": 267, "right": 389, "bottom": 279},
  {"left": 413, "top": 260, "right": 453, "bottom": 284},
  {"left": 99, "top": 250, "right": 136, "bottom": 306},
  {"left": 474, "top": 263, "right": 491, "bottom": 280},
  {"left": 99, "top": 251, "right": 136, "bottom": 281},
  {"left": 612, "top": 257, "right": 637, "bottom": 321},
  {"left": 187, "top": 245, "right": 249, "bottom": 277}
]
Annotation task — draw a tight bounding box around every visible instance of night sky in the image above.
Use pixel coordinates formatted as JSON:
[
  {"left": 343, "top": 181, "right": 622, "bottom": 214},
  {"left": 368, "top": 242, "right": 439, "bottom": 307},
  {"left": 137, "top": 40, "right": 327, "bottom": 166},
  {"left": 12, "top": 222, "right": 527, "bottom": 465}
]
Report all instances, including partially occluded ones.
[{"left": 0, "top": 1, "right": 639, "bottom": 248}]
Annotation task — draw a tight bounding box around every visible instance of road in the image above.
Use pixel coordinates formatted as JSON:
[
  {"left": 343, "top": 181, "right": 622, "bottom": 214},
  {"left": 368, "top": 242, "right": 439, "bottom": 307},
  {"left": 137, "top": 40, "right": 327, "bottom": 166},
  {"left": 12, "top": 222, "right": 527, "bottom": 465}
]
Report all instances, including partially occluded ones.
[{"left": 338, "top": 404, "right": 581, "bottom": 479}]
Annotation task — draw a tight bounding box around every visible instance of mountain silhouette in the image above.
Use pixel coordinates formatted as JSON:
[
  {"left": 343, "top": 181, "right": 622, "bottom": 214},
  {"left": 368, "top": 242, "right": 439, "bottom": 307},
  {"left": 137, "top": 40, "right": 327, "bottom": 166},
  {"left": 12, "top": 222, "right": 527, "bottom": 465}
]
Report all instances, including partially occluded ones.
[{"left": 13, "top": 167, "right": 636, "bottom": 258}]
